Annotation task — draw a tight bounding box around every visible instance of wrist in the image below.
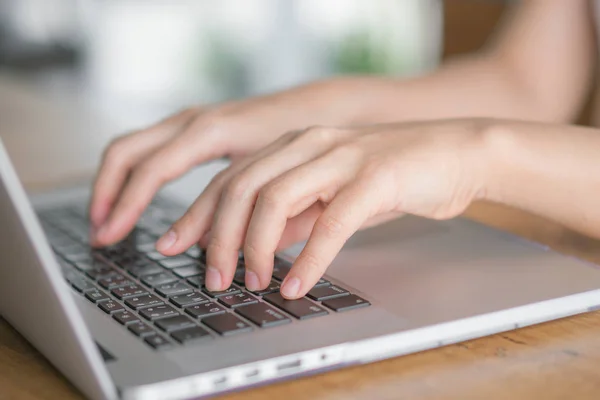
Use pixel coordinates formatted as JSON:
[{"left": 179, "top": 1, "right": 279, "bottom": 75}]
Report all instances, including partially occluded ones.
[{"left": 475, "top": 119, "right": 520, "bottom": 204}]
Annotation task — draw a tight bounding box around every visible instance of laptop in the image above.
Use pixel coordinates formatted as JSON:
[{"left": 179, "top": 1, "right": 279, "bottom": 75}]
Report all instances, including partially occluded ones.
[{"left": 2, "top": 137, "right": 600, "bottom": 400}]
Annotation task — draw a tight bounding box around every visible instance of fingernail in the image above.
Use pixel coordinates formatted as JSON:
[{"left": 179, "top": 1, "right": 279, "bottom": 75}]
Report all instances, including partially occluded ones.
[
  {"left": 245, "top": 270, "right": 260, "bottom": 291},
  {"left": 206, "top": 266, "right": 222, "bottom": 291},
  {"left": 95, "top": 224, "right": 109, "bottom": 242},
  {"left": 281, "top": 277, "right": 301, "bottom": 298},
  {"left": 156, "top": 229, "right": 177, "bottom": 252}
]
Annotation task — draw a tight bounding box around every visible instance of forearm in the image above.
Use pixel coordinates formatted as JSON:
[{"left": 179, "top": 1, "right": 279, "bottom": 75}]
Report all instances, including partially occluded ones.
[
  {"left": 483, "top": 121, "right": 600, "bottom": 239},
  {"left": 247, "top": 0, "right": 594, "bottom": 128}
]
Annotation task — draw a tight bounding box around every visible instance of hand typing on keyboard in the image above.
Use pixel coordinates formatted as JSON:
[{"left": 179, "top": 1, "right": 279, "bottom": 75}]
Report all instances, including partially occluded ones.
[{"left": 89, "top": 115, "right": 489, "bottom": 299}]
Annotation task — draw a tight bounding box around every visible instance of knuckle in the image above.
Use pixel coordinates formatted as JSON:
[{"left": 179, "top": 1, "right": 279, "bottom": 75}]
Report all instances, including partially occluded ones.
[
  {"left": 258, "top": 183, "right": 284, "bottom": 209},
  {"left": 224, "top": 174, "right": 254, "bottom": 200},
  {"left": 315, "top": 214, "right": 345, "bottom": 238},
  {"left": 298, "top": 252, "right": 323, "bottom": 272},
  {"left": 329, "top": 142, "right": 364, "bottom": 161},
  {"left": 103, "top": 136, "right": 130, "bottom": 164},
  {"left": 301, "top": 125, "right": 340, "bottom": 144}
]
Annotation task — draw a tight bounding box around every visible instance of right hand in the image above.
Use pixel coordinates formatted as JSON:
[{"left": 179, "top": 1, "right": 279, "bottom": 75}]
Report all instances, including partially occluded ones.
[{"left": 89, "top": 99, "right": 310, "bottom": 246}]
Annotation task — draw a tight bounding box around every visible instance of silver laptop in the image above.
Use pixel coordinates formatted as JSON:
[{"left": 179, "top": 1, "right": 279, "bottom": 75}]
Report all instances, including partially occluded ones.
[{"left": 3, "top": 137, "right": 600, "bottom": 400}]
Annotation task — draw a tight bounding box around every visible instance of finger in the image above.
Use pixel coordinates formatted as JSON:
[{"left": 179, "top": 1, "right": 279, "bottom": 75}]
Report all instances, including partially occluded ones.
[
  {"left": 277, "top": 203, "right": 324, "bottom": 250},
  {"left": 155, "top": 132, "right": 301, "bottom": 259},
  {"left": 243, "top": 148, "right": 362, "bottom": 294},
  {"left": 94, "top": 119, "right": 224, "bottom": 246},
  {"left": 89, "top": 109, "right": 196, "bottom": 228},
  {"left": 204, "top": 135, "right": 333, "bottom": 291},
  {"left": 280, "top": 182, "right": 375, "bottom": 299}
]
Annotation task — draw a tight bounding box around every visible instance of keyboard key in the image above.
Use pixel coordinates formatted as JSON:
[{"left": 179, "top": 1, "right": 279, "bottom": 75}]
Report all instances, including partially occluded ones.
[
  {"left": 218, "top": 292, "right": 258, "bottom": 308},
  {"left": 170, "top": 292, "right": 209, "bottom": 308},
  {"left": 98, "top": 300, "right": 125, "bottom": 314},
  {"left": 322, "top": 294, "right": 371, "bottom": 312},
  {"left": 98, "top": 274, "right": 132, "bottom": 290},
  {"left": 124, "top": 262, "right": 163, "bottom": 278},
  {"left": 139, "top": 305, "right": 179, "bottom": 321},
  {"left": 141, "top": 272, "right": 177, "bottom": 288},
  {"left": 111, "top": 284, "right": 147, "bottom": 300},
  {"left": 271, "top": 260, "right": 291, "bottom": 281},
  {"left": 202, "top": 313, "right": 253, "bottom": 336},
  {"left": 85, "top": 266, "right": 118, "bottom": 280},
  {"left": 172, "top": 265, "right": 204, "bottom": 278},
  {"left": 314, "top": 278, "right": 330, "bottom": 288},
  {"left": 263, "top": 293, "right": 328, "bottom": 320},
  {"left": 232, "top": 268, "right": 246, "bottom": 285},
  {"left": 202, "top": 285, "right": 241, "bottom": 298},
  {"left": 136, "top": 242, "right": 157, "bottom": 253},
  {"left": 186, "top": 276, "right": 204, "bottom": 288},
  {"left": 306, "top": 285, "right": 349, "bottom": 301},
  {"left": 144, "top": 334, "right": 173, "bottom": 350},
  {"left": 124, "top": 294, "right": 163, "bottom": 310},
  {"left": 68, "top": 275, "right": 95, "bottom": 293},
  {"left": 185, "top": 246, "right": 201, "bottom": 258},
  {"left": 85, "top": 289, "right": 110, "bottom": 303},
  {"left": 236, "top": 302, "right": 292, "bottom": 328},
  {"left": 171, "top": 326, "right": 211, "bottom": 344},
  {"left": 128, "top": 322, "right": 155, "bottom": 337},
  {"left": 159, "top": 255, "right": 196, "bottom": 269},
  {"left": 250, "top": 280, "right": 281, "bottom": 296},
  {"left": 155, "top": 282, "right": 193, "bottom": 297},
  {"left": 113, "top": 311, "right": 141, "bottom": 325},
  {"left": 154, "top": 315, "right": 195, "bottom": 332},
  {"left": 146, "top": 251, "right": 167, "bottom": 261},
  {"left": 185, "top": 302, "right": 226, "bottom": 319}
]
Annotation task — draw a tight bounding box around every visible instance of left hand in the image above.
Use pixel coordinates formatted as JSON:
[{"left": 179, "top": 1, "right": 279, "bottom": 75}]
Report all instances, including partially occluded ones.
[{"left": 155, "top": 119, "right": 493, "bottom": 298}]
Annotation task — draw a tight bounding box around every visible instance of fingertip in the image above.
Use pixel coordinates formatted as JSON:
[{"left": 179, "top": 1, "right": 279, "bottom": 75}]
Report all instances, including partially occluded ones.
[
  {"left": 205, "top": 266, "right": 223, "bottom": 292},
  {"left": 280, "top": 276, "right": 302, "bottom": 299}
]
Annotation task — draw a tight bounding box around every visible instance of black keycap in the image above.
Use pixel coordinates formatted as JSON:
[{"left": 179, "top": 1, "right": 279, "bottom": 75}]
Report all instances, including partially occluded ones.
[
  {"left": 159, "top": 255, "right": 196, "bottom": 269},
  {"left": 136, "top": 242, "right": 157, "bottom": 253},
  {"left": 139, "top": 304, "right": 179, "bottom": 321},
  {"left": 85, "top": 289, "right": 110, "bottom": 303},
  {"left": 235, "top": 302, "right": 292, "bottom": 328},
  {"left": 185, "top": 302, "right": 226, "bottom": 319},
  {"left": 218, "top": 292, "right": 258, "bottom": 308},
  {"left": 141, "top": 272, "right": 177, "bottom": 287},
  {"left": 263, "top": 293, "right": 328, "bottom": 320},
  {"left": 306, "top": 285, "right": 349, "bottom": 301},
  {"left": 232, "top": 268, "right": 246, "bottom": 285},
  {"left": 125, "top": 262, "right": 163, "bottom": 278},
  {"left": 113, "top": 311, "right": 141, "bottom": 325},
  {"left": 170, "top": 292, "right": 209, "bottom": 308},
  {"left": 111, "top": 284, "right": 147, "bottom": 300},
  {"left": 322, "top": 294, "right": 371, "bottom": 312},
  {"left": 171, "top": 326, "right": 211, "bottom": 344},
  {"left": 186, "top": 276, "right": 204, "bottom": 288},
  {"left": 85, "top": 267, "right": 118, "bottom": 280},
  {"left": 98, "top": 300, "right": 125, "bottom": 314},
  {"left": 124, "top": 294, "right": 163, "bottom": 310},
  {"left": 202, "top": 285, "right": 241, "bottom": 298},
  {"left": 155, "top": 282, "right": 193, "bottom": 297},
  {"left": 146, "top": 251, "right": 167, "bottom": 261},
  {"left": 314, "top": 278, "right": 330, "bottom": 288},
  {"left": 271, "top": 260, "right": 291, "bottom": 281},
  {"left": 74, "top": 258, "right": 109, "bottom": 272},
  {"left": 69, "top": 275, "right": 95, "bottom": 292},
  {"left": 154, "top": 315, "right": 195, "bottom": 332},
  {"left": 128, "top": 322, "right": 155, "bottom": 337},
  {"left": 202, "top": 313, "right": 253, "bottom": 336},
  {"left": 144, "top": 334, "right": 173, "bottom": 350},
  {"left": 250, "top": 280, "right": 281, "bottom": 296},
  {"left": 172, "top": 265, "right": 203, "bottom": 278},
  {"left": 98, "top": 274, "right": 132, "bottom": 290}
]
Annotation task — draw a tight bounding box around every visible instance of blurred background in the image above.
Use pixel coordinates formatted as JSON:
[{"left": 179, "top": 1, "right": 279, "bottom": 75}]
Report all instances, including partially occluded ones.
[{"left": 0, "top": 0, "right": 528, "bottom": 199}]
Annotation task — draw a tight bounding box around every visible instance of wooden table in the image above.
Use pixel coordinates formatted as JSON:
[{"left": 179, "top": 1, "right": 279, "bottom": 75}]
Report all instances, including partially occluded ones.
[{"left": 3, "top": 76, "right": 600, "bottom": 400}]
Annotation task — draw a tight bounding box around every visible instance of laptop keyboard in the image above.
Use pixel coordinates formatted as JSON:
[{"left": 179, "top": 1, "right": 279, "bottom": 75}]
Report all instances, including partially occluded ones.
[{"left": 37, "top": 198, "right": 370, "bottom": 351}]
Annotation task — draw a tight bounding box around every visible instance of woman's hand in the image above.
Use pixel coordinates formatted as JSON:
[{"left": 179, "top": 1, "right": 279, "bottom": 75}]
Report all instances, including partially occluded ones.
[
  {"left": 89, "top": 88, "right": 344, "bottom": 246},
  {"left": 155, "top": 118, "right": 493, "bottom": 298}
]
